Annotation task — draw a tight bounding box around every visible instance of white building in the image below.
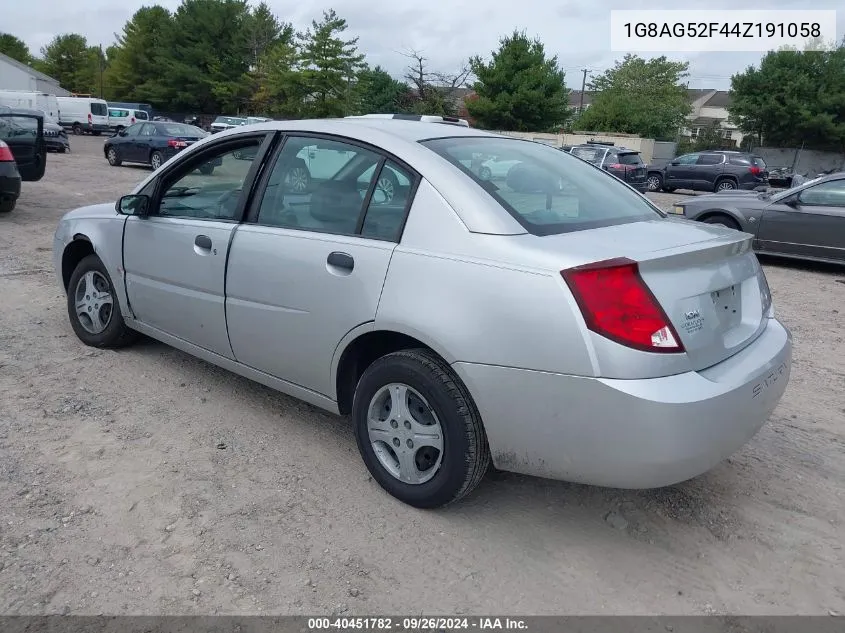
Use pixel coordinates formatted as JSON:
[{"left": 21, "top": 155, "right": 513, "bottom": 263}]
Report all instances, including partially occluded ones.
[
  {"left": 0, "top": 52, "right": 70, "bottom": 96},
  {"left": 683, "top": 89, "right": 744, "bottom": 147}
]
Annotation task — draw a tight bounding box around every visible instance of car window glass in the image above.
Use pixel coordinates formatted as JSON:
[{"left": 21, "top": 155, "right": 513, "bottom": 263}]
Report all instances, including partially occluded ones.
[
  {"left": 256, "top": 136, "right": 381, "bottom": 234},
  {"left": 135, "top": 110, "right": 149, "bottom": 120},
  {"left": 675, "top": 154, "right": 698, "bottom": 165},
  {"left": 158, "top": 139, "right": 262, "bottom": 221},
  {"left": 696, "top": 154, "right": 722, "bottom": 165},
  {"left": 139, "top": 124, "right": 156, "bottom": 137},
  {"left": 360, "top": 160, "right": 414, "bottom": 241},
  {"left": 0, "top": 115, "right": 38, "bottom": 140},
  {"left": 728, "top": 156, "right": 751, "bottom": 166},
  {"left": 570, "top": 146, "right": 604, "bottom": 164},
  {"left": 421, "top": 137, "right": 662, "bottom": 235},
  {"left": 90, "top": 102, "right": 108, "bottom": 116},
  {"left": 123, "top": 123, "right": 141, "bottom": 137},
  {"left": 798, "top": 179, "right": 845, "bottom": 207},
  {"left": 616, "top": 153, "right": 643, "bottom": 165}
]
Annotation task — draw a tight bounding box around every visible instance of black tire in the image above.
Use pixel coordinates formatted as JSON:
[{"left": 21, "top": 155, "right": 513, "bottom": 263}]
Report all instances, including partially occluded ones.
[
  {"left": 284, "top": 159, "right": 311, "bottom": 193},
  {"left": 373, "top": 168, "right": 399, "bottom": 203},
  {"left": 198, "top": 163, "right": 215, "bottom": 175},
  {"left": 106, "top": 146, "right": 122, "bottom": 167},
  {"left": 72, "top": 123, "right": 82, "bottom": 135},
  {"left": 66, "top": 254, "right": 138, "bottom": 348},
  {"left": 714, "top": 177, "right": 737, "bottom": 192},
  {"left": 478, "top": 165, "right": 493, "bottom": 181},
  {"left": 661, "top": 185, "right": 676, "bottom": 193},
  {"left": 702, "top": 215, "right": 740, "bottom": 230},
  {"left": 646, "top": 172, "right": 663, "bottom": 192},
  {"left": 150, "top": 151, "right": 164, "bottom": 171},
  {"left": 0, "top": 198, "right": 15, "bottom": 213},
  {"left": 353, "top": 349, "right": 490, "bottom": 509}
]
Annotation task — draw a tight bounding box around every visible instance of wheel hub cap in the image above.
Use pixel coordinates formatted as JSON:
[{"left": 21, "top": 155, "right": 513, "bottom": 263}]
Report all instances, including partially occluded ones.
[
  {"left": 366, "top": 383, "right": 443, "bottom": 485},
  {"left": 74, "top": 271, "right": 114, "bottom": 334}
]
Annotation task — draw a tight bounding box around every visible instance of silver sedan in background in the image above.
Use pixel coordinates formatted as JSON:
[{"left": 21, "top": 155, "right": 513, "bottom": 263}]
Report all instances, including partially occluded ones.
[{"left": 52, "top": 118, "right": 792, "bottom": 508}]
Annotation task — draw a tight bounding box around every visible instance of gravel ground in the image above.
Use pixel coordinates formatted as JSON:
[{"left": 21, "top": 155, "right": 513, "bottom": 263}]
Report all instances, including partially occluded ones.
[{"left": 1, "top": 136, "right": 843, "bottom": 616}]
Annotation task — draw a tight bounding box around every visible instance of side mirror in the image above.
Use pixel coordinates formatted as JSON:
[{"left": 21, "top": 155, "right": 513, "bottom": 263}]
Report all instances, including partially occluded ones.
[
  {"left": 116, "top": 194, "right": 151, "bottom": 216},
  {"left": 783, "top": 196, "right": 799, "bottom": 208},
  {"left": 670, "top": 160, "right": 680, "bottom": 166}
]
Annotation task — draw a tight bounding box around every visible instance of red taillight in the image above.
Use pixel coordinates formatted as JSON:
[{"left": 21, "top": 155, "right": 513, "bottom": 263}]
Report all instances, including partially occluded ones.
[
  {"left": 88, "top": 113, "right": 92, "bottom": 123},
  {"left": 167, "top": 139, "right": 187, "bottom": 148},
  {"left": 607, "top": 163, "right": 626, "bottom": 170},
  {"left": 561, "top": 257, "right": 684, "bottom": 353},
  {"left": 0, "top": 141, "right": 14, "bottom": 161},
  {"left": 131, "top": 117, "right": 135, "bottom": 124},
  {"left": 749, "top": 166, "right": 761, "bottom": 175}
]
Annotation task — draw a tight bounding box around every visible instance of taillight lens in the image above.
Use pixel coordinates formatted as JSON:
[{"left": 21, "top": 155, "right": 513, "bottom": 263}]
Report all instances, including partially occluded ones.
[
  {"left": 607, "top": 163, "right": 626, "bottom": 170},
  {"left": 167, "top": 139, "right": 187, "bottom": 148},
  {"left": 0, "top": 141, "right": 14, "bottom": 161},
  {"left": 88, "top": 113, "right": 92, "bottom": 123},
  {"left": 561, "top": 257, "right": 684, "bottom": 353},
  {"left": 749, "top": 166, "right": 761, "bottom": 175}
]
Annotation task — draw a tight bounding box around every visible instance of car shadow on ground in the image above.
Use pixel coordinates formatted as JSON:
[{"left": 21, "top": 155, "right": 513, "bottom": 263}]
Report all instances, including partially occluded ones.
[{"left": 758, "top": 254, "right": 845, "bottom": 278}]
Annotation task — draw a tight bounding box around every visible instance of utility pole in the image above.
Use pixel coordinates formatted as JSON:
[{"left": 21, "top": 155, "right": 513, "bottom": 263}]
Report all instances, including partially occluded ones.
[
  {"left": 98, "top": 44, "right": 104, "bottom": 99},
  {"left": 579, "top": 68, "right": 588, "bottom": 113}
]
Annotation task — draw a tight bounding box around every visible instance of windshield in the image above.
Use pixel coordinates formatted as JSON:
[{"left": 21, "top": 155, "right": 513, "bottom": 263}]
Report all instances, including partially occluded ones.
[
  {"left": 421, "top": 137, "right": 664, "bottom": 235},
  {"left": 158, "top": 123, "right": 206, "bottom": 137}
]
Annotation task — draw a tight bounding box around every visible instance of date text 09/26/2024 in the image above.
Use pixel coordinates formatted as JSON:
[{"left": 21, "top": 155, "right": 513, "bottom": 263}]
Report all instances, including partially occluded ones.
[{"left": 307, "top": 617, "right": 528, "bottom": 631}]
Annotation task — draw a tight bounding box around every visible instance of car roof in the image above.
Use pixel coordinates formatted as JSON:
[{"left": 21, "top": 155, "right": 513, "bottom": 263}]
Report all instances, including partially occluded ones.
[{"left": 0, "top": 105, "right": 44, "bottom": 117}]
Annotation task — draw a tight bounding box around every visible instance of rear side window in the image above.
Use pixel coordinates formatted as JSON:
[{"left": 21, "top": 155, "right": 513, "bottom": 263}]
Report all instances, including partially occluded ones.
[
  {"left": 728, "top": 156, "right": 751, "bottom": 166},
  {"left": 616, "top": 152, "right": 643, "bottom": 165},
  {"left": 90, "top": 102, "right": 107, "bottom": 116},
  {"left": 570, "top": 146, "right": 605, "bottom": 164},
  {"left": 421, "top": 137, "right": 663, "bottom": 236},
  {"left": 697, "top": 154, "right": 723, "bottom": 165}
]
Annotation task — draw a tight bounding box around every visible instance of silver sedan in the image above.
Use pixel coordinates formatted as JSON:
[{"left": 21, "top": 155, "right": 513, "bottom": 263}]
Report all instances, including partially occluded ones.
[{"left": 53, "top": 118, "right": 792, "bottom": 508}]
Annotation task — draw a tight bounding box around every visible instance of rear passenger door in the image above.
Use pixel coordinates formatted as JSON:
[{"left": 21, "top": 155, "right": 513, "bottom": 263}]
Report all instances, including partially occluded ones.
[{"left": 225, "top": 134, "right": 419, "bottom": 397}]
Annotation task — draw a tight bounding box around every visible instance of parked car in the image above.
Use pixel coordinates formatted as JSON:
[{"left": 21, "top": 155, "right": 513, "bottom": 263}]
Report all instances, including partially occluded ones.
[
  {"left": 108, "top": 107, "right": 150, "bottom": 132},
  {"left": 1, "top": 105, "right": 68, "bottom": 153},
  {"left": 0, "top": 109, "right": 46, "bottom": 213},
  {"left": 567, "top": 143, "right": 648, "bottom": 193},
  {"left": 670, "top": 171, "right": 845, "bottom": 264},
  {"left": 53, "top": 118, "right": 792, "bottom": 508},
  {"left": 210, "top": 116, "right": 246, "bottom": 133},
  {"left": 56, "top": 96, "right": 110, "bottom": 135},
  {"left": 104, "top": 121, "right": 209, "bottom": 170},
  {"left": 0, "top": 89, "right": 61, "bottom": 120},
  {"left": 0, "top": 140, "right": 21, "bottom": 213},
  {"left": 766, "top": 166, "right": 794, "bottom": 189},
  {"left": 650, "top": 150, "right": 769, "bottom": 193}
]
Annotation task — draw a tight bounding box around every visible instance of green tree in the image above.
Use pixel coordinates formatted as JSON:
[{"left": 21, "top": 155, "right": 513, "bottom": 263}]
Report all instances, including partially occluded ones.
[
  {"left": 298, "top": 9, "right": 365, "bottom": 118},
  {"left": 353, "top": 65, "right": 410, "bottom": 114},
  {"left": 157, "top": 0, "right": 253, "bottom": 112},
  {"left": 39, "top": 34, "right": 101, "bottom": 94},
  {"left": 104, "top": 5, "right": 173, "bottom": 103},
  {"left": 576, "top": 54, "right": 691, "bottom": 140},
  {"left": 251, "top": 29, "right": 304, "bottom": 118},
  {"left": 729, "top": 43, "right": 845, "bottom": 152},
  {"left": 468, "top": 30, "right": 571, "bottom": 131},
  {"left": 0, "top": 33, "right": 33, "bottom": 65}
]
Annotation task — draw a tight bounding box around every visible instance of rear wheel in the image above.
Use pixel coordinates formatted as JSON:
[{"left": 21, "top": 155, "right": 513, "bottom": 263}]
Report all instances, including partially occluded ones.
[
  {"left": 374, "top": 169, "right": 399, "bottom": 203},
  {"left": 702, "top": 214, "right": 740, "bottom": 230},
  {"left": 478, "top": 165, "right": 493, "bottom": 181},
  {"left": 0, "top": 198, "right": 15, "bottom": 213},
  {"left": 72, "top": 123, "right": 82, "bottom": 135},
  {"left": 715, "top": 178, "right": 737, "bottom": 192},
  {"left": 150, "top": 151, "right": 164, "bottom": 170},
  {"left": 284, "top": 161, "right": 311, "bottom": 193},
  {"left": 66, "top": 254, "right": 138, "bottom": 348},
  {"left": 352, "top": 349, "right": 490, "bottom": 509}
]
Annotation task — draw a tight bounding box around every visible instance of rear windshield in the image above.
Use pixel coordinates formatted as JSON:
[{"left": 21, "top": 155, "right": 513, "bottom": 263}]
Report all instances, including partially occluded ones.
[
  {"left": 420, "top": 137, "right": 663, "bottom": 236},
  {"left": 91, "top": 102, "right": 108, "bottom": 116},
  {"left": 728, "top": 155, "right": 767, "bottom": 169},
  {"left": 569, "top": 146, "right": 605, "bottom": 164},
  {"left": 157, "top": 123, "right": 206, "bottom": 137},
  {"left": 616, "top": 152, "right": 643, "bottom": 165}
]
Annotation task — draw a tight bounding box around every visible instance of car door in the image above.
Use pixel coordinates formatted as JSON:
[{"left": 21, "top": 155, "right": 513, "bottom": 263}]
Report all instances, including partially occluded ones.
[
  {"left": 113, "top": 123, "right": 141, "bottom": 161},
  {"left": 0, "top": 112, "right": 45, "bottom": 181},
  {"left": 122, "top": 132, "right": 273, "bottom": 357},
  {"left": 225, "top": 134, "right": 418, "bottom": 397},
  {"left": 665, "top": 153, "right": 698, "bottom": 189},
  {"left": 755, "top": 177, "right": 845, "bottom": 262},
  {"left": 691, "top": 152, "right": 724, "bottom": 190},
  {"left": 130, "top": 123, "right": 157, "bottom": 163}
]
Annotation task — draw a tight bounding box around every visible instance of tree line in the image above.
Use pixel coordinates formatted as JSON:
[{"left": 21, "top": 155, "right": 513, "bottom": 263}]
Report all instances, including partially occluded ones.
[{"left": 1, "top": 0, "right": 843, "bottom": 151}]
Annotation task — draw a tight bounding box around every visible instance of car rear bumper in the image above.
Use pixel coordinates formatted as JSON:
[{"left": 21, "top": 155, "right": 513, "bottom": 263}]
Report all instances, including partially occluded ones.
[
  {"left": 0, "top": 165, "right": 22, "bottom": 203},
  {"left": 453, "top": 317, "right": 791, "bottom": 488}
]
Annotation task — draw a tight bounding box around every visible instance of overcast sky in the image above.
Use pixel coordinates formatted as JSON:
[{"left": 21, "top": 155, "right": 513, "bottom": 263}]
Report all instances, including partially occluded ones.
[{"left": 5, "top": 0, "right": 842, "bottom": 90}]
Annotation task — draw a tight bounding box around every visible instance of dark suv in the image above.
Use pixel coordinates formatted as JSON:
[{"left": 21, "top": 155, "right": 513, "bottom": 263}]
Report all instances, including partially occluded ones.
[
  {"left": 567, "top": 143, "right": 648, "bottom": 192},
  {"left": 649, "top": 150, "right": 768, "bottom": 193}
]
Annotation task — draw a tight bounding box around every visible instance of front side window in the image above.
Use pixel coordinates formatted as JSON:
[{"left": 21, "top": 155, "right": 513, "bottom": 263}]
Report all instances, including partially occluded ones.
[
  {"left": 158, "top": 139, "right": 262, "bottom": 220},
  {"left": 675, "top": 154, "right": 699, "bottom": 165},
  {"left": 697, "top": 154, "right": 723, "bottom": 166},
  {"left": 798, "top": 179, "right": 845, "bottom": 207},
  {"left": 123, "top": 123, "right": 142, "bottom": 137},
  {"left": 90, "top": 102, "right": 108, "bottom": 116},
  {"left": 421, "top": 137, "right": 663, "bottom": 236},
  {"left": 256, "top": 136, "right": 382, "bottom": 235}
]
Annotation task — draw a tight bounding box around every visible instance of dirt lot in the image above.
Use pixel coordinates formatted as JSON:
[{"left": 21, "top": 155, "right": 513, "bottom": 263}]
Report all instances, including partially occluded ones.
[{"left": 1, "top": 135, "right": 843, "bottom": 616}]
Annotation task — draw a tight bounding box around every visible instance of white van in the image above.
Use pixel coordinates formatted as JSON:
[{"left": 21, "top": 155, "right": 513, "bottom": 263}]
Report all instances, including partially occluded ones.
[
  {"left": 0, "top": 90, "right": 60, "bottom": 120},
  {"left": 107, "top": 107, "right": 149, "bottom": 131},
  {"left": 56, "top": 96, "right": 110, "bottom": 135}
]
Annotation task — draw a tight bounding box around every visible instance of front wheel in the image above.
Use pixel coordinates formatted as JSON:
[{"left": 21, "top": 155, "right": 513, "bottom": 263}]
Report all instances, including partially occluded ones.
[
  {"left": 352, "top": 349, "right": 490, "bottom": 509},
  {"left": 66, "top": 254, "right": 138, "bottom": 348},
  {"left": 106, "top": 147, "right": 121, "bottom": 166}
]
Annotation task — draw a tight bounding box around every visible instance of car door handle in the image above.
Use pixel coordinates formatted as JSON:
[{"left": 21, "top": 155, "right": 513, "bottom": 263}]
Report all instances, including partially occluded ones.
[
  {"left": 327, "top": 251, "right": 354, "bottom": 271},
  {"left": 195, "top": 235, "right": 212, "bottom": 250}
]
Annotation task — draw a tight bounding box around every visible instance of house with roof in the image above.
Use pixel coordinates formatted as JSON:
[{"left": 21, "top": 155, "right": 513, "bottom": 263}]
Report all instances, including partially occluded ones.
[
  {"left": 0, "top": 52, "right": 70, "bottom": 96},
  {"left": 683, "top": 89, "right": 742, "bottom": 146}
]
